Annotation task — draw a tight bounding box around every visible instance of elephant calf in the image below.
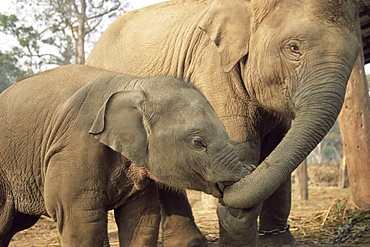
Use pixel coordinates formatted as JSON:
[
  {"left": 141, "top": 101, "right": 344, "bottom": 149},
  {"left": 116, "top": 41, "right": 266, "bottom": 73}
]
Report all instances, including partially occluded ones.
[{"left": 0, "top": 64, "right": 250, "bottom": 246}]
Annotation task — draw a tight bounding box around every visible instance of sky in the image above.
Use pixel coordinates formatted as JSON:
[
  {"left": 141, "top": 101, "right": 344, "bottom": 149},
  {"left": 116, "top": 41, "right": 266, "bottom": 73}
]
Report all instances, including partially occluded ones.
[
  {"left": 1, "top": 0, "right": 168, "bottom": 14},
  {"left": 131, "top": 0, "right": 168, "bottom": 9}
]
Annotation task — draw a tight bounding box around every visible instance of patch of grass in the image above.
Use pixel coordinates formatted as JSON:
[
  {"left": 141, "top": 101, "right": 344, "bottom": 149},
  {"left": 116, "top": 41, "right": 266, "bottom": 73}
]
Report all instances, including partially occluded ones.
[{"left": 291, "top": 197, "right": 370, "bottom": 244}]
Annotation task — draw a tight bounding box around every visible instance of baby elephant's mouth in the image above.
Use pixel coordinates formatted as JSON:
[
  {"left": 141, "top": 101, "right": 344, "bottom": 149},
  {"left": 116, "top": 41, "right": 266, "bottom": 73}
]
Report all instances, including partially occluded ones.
[
  {"left": 220, "top": 181, "right": 236, "bottom": 186},
  {"left": 211, "top": 183, "right": 223, "bottom": 198},
  {"left": 209, "top": 163, "right": 255, "bottom": 197},
  {"left": 211, "top": 181, "right": 236, "bottom": 198}
]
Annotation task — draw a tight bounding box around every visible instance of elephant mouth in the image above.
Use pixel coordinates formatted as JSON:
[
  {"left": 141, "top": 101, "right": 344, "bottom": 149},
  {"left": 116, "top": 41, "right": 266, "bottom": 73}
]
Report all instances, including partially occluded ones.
[
  {"left": 211, "top": 183, "right": 223, "bottom": 198},
  {"left": 210, "top": 181, "right": 232, "bottom": 198}
]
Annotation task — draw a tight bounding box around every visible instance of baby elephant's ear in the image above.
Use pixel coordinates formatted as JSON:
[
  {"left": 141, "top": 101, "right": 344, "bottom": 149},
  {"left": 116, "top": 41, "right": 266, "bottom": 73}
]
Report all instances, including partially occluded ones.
[{"left": 89, "top": 90, "right": 148, "bottom": 167}]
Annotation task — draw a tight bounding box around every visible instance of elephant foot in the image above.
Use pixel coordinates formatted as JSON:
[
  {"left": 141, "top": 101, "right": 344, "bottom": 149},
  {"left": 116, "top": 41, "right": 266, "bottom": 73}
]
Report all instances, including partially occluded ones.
[
  {"left": 257, "top": 226, "right": 297, "bottom": 247},
  {"left": 219, "top": 221, "right": 258, "bottom": 247},
  {"left": 161, "top": 215, "right": 208, "bottom": 247}
]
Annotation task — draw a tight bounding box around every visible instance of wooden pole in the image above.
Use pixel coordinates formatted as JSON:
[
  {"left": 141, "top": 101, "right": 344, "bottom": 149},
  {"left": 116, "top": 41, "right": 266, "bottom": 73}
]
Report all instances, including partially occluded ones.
[
  {"left": 338, "top": 156, "right": 349, "bottom": 188},
  {"left": 293, "top": 160, "right": 309, "bottom": 200},
  {"left": 338, "top": 12, "right": 370, "bottom": 209}
]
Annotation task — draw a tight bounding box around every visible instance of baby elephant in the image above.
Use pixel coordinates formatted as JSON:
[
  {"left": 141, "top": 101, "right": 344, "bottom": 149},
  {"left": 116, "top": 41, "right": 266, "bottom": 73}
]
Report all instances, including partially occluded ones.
[{"left": 0, "top": 65, "right": 249, "bottom": 246}]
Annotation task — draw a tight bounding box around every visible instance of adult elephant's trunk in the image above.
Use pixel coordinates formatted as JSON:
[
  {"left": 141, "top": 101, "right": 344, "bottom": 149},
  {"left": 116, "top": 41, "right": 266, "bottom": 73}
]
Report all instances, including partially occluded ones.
[{"left": 223, "top": 61, "right": 356, "bottom": 209}]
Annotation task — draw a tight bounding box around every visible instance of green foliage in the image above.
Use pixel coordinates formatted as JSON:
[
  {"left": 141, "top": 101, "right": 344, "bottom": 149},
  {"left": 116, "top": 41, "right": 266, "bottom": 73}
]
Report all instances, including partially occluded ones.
[
  {"left": 10, "top": 0, "right": 131, "bottom": 64},
  {"left": 0, "top": 0, "right": 131, "bottom": 77},
  {"left": 0, "top": 14, "right": 35, "bottom": 88},
  {"left": 0, "top": 13, "right": 68, "bottom": 74},
  {"left": 0, "top": 14, "right": 39, "bottom": 54},
  {"left": 0, "top": 50, "right": 30, "bottom": 92}
]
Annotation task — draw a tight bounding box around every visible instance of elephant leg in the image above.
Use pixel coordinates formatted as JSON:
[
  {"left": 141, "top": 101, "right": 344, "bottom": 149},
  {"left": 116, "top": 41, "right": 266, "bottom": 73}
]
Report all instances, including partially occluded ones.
[
  {"left": 254, "top": 123, "right": 296, "bottom": 247},
  {"left": 258, "top": 178, "right": 297, "bottom": 247},
  {"left": 52, "top": 198, "right": 109, "bottom": 246},
  {"left": 219, "top": 220, "right": 258, "bottom": 247},
  {"left": 51, "top": 196, "right": 108, "bottom": 246},
  {"left": 0, "top": 213, "right": 40, "bottom": 247},
  {"left": 45, "top": 156, "right": 111, "bottom": 246},
  {"left": 0, "top": 180, "right": 15, "bottom": 247},
  {"left": 218, "top": 203, "right": 262, "bottom": 247},
  {"left": 114, "top": 180, "right": 161, "bottom": 247},
  {"left": 159, "top": 188, "right": 208, "bottom": 247},
  {"left": 45, "top": 182, "right": 108, "bottom": 245}
]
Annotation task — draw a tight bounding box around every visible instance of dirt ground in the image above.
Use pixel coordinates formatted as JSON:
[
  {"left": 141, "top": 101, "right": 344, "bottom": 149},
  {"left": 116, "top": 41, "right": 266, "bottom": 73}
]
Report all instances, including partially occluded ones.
[{"left": 7, "top": 184, "right": 370, "bottom": 246}]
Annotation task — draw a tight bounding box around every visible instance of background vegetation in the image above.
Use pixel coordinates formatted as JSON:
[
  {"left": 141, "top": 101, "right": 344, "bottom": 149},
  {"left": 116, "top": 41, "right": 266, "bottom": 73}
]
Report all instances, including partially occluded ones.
[{"left": 0, "top": 0, "right": 132, "bottom": 89}]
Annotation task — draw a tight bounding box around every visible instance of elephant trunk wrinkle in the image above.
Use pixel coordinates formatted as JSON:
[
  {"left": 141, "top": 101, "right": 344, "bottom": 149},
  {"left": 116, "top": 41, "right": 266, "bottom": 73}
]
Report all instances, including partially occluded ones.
[{"left": 208, "top": 146, "right": 244, "bottom": 183}]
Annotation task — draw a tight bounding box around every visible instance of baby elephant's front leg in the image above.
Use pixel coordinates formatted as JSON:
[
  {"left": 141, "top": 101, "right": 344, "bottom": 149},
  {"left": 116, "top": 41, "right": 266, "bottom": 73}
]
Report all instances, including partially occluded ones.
[
  {"left": 114, "top": 180, "right": 161, "bottom": 247},
  {"left": 45, "top": 161, "right": 110, "bottom": 246},
  {"left": 46, "top": 190, "right": 109, "bottom": 246}
]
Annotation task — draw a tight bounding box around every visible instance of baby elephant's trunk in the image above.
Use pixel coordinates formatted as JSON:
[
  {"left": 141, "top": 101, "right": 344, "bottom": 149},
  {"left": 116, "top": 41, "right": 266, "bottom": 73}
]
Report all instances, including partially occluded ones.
[{"left": 208, "top": 145, "right": 250, "bottom": 185}]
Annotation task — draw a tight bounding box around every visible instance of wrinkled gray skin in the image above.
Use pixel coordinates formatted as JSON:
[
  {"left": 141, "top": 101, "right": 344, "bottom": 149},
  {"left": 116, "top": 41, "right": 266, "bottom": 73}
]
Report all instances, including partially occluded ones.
[
  {"left": 0, "top": 65, "right": 250, "bottom": 246},
  {"left": 86, "top": 0, "right": 360, "bottom": 246}
]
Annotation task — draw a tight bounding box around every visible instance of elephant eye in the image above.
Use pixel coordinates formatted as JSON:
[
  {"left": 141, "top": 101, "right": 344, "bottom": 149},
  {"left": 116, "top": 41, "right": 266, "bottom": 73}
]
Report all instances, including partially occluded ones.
[
  {"left": 289, "top": 44, "right": 301, "bottom": 54},
  {"left": 191, "top": 136, "right": 207, "bottom": 150}
]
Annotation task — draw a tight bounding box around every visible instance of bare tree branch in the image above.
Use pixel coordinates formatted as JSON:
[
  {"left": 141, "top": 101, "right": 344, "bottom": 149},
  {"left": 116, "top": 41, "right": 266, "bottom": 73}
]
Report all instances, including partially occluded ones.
[{"left": 8, "top": 0, "right": 130, "bottom": 67}]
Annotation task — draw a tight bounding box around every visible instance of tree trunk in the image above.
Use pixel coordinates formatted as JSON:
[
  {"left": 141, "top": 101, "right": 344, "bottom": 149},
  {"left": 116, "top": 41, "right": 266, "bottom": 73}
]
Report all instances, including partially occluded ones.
[
  {"left": 76, "top": 0, "right": 86, "bottom": 64},
  {"left": 338, "top": 13, "right": 370, "bottom": 209},
  {"left": 338, "top": 156, "right": 349, "bottom": 188},
  {"left": 293, "top": 160, "right": 308, "bottom": 200}
]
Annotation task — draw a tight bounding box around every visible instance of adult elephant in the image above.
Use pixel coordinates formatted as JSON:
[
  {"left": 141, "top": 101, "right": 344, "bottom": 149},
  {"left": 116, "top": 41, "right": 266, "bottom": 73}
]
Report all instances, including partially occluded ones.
[{"left": 86, "top": 0, "right": 360, "bottom": 246}]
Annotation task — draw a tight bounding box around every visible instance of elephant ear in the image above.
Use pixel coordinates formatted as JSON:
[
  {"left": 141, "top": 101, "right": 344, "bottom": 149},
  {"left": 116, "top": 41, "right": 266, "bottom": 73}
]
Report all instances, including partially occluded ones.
[
  {"left": 89, "top": 90, "right": 148, "bottom": 167},
  {"left": 199, "top": 0, "right": 252, "bottom": 72}
]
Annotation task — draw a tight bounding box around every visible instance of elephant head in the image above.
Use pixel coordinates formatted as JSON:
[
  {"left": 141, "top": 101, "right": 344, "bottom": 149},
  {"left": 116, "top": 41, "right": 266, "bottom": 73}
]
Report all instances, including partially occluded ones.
[
  {"left": 89, "top": 77, "right": 250, "bottom": 198},
  {"left": 200, "top": 0, "right": 360, "bottom": 208}
]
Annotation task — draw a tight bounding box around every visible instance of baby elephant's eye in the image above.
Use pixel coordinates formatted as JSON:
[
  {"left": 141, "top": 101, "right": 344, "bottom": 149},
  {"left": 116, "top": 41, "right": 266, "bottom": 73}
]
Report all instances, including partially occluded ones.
[{"left": 192, "top": 136, "right": 207, "bottom": 150}]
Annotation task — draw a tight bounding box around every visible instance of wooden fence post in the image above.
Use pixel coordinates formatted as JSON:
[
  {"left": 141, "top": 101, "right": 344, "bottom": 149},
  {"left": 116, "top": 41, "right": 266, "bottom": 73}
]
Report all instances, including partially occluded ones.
[
  {"left": 293, "top": 159, "right": 309, "bottom": 200},
  {"left": 338, "top": 156, "right": 349, "bottom": 188}
]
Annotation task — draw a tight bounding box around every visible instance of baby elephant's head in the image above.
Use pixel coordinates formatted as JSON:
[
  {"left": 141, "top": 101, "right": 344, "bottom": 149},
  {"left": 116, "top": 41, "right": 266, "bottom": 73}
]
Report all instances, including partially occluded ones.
[{"left": 89, "top": 77, "right": 248, "bottom": 197}]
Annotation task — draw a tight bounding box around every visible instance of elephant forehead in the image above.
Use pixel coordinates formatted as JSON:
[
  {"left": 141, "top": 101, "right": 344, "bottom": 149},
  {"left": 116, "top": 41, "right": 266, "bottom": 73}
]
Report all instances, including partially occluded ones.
[
  {"left": 153, "top": 111, "right": 225, "bottom": 143},
  {"left": 263, "top": 0, "right": 356, "bottom": 31},
  {"left": 178, "top": 89, "right": 215, "bottom": 111},
  {"left": 162, "top": 101, "right": 218, "bottom": 124},
  {"left": 313, "top": 0, "right": 357, "bottom": 31},
  {"left": 151, "top": 88, "right": 212, "bottom": 114}
]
